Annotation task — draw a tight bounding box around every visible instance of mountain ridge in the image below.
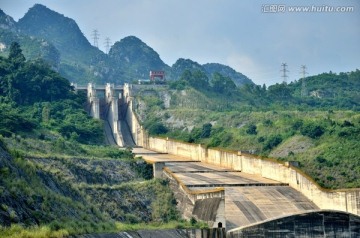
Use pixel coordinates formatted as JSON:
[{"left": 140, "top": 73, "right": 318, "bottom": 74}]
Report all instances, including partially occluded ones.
[{"left": 0, "top": 4, "right": 254, "bottom": 86}]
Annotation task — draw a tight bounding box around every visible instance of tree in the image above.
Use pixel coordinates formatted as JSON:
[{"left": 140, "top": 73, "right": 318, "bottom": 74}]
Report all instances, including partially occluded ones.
[
  {"left": 263, "top": 135, "right": 282, "bottom": 151},
  {"left": 267, "top": 83, "right": 292, "bottom": 100},
  {"left": 300, "top": 123, "right": 325, "bottom": 139},
  {"left": 200, "top": 123, "right": 212, "bottom": 138},
  {"left": 2, "top": 54, "right": 73, "bottom": 104},
  {"left": 8, "top": 42, "right": 26, "bottom": 68},
  {"left": 246, "top": 124, "right": 257, "bottom": 135},
  {"left": 148, "top": 122, "right": 168, "bottom": 135},
  {"left": 210, "top": 72, "right": 236, "bottom": 94},
  {"left": 179, "top": 70, "right": 210, "bottom": 90}
]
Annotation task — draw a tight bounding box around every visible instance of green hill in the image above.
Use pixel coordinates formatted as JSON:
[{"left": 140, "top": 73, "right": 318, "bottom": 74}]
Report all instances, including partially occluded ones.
[
  {"left": 203, "top": 63, "right": 253, "bottom": 86},
  {"left": 16, "top": 4, "right": 110, "bottom": 84},
  {"left": 108, "top": 36, "right": 171, "bottom": 82}
]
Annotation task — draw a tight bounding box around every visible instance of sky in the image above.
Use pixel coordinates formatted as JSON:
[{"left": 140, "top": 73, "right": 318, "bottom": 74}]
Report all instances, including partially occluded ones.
[{"left": 0, "top": 0, "right": 359, "bottom": 86}]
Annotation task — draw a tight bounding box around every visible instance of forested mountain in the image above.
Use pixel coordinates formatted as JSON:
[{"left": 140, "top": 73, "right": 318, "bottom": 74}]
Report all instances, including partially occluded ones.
[
  {"left": 0, "top": 4, "right": 253, "bottom": 86},
  {"left": 16, "top": 4, "right": 112, "bottom": 84},
  {"left": 288, "top": 71, "right": 360, "bottom": 102},
  {"left": 203, "top": 63, "right": 252, "bottom": 86},
  {"left": 171, "top": 58, "right": 205, "bottom": 79},
  {"left": 108, "top": 36, "right": 171, "bottom": 81},
  {"left": 171, "top": 59, "right": 253, "bottom": 87},
  {"left": 17, "top": 4, "right": 92, "bottom": 58}
]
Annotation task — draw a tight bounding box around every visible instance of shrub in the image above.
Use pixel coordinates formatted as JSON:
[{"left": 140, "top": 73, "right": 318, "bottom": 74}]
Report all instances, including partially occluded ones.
[
  {"left": 0, "top": 135, "right": 7, "bottom": 150},
  {"left": 300, "top": 122, "right": 325, "bottom": 139},
  {"left": 207, "top": 136, "right": 221, "bottom": 148},
  {"left": 292, "top": 119, "right": 303, "bottom": 130},
  {"left": 148, "top": 122, "right": 168, "bottom": 135},
  {"left": 200, "top": 123, "right": 212, "bottom": 138},
  {"left": 263, "top": 119, "right": 273, "bottom": 127},
  {"left": 263, "top": 135, "right": 282, "bottom": 151},
  {"left": 246, "top": 124, "right": 257, "bottom": 135}
]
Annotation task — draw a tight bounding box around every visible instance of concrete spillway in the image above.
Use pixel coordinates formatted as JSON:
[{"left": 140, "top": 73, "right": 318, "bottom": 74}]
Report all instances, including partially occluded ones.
[
  {"left": 134, "top": 149, "right": 321, "bottom": 231},
  {"left": 119, "top": 120, "right": 136, "bottom": 147},
  {"left": 82, "top": 83, "right": 136, "bottom": 147},
  {"left": 103, "top": 120, "right": 117, "bottom": 146},
  {"left": 225, "top": 186, "right": 319, "bottom": 231},
  {"left": 134, "top": 148, "right": 360, "bottom": 236}
]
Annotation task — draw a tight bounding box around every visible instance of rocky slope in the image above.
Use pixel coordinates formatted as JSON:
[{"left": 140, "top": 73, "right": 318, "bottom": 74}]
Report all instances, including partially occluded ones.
[{"left": 0, "top": 143, "right": 177, "bottom": 230}]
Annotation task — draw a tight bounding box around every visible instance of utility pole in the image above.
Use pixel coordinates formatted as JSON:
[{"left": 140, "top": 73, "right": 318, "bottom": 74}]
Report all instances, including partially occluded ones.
[
  {"left": 104, "top": 37, "right": 111, "bottom": 54},
  {"left": 300, "top": 65, "right": 308, "bottom": 97},
  {"left": 91, "top": 29, "right": 100, "bottom": 48},
  {"left": 281, "top": 63, "right": 289, "bottom": 84}
]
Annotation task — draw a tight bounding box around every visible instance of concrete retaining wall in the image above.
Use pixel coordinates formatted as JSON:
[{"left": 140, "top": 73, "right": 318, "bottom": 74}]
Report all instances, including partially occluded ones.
[
  {"left": 123, "top": 86, "right": 360, "bottom": 216},
  {"left": 207, "top": 149, "right": 241, "bottom": 171},
  {"left": 153, "top": 138, "right": 360, "bottom": 216}
]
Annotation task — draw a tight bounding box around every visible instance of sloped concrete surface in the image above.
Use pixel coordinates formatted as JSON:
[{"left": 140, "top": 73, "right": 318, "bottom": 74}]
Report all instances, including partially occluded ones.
[
  {"left": 119, "top": 120, "right": 136, "bottom": 147},
  {"left": 104, "top": 120, "right": 117, "bottom": 145},
  {"left": 225, "top": 186, "right": 319, "bottom": 231},
  {"left": 132, "top": 148, "right": 323, "bottom": 234}
]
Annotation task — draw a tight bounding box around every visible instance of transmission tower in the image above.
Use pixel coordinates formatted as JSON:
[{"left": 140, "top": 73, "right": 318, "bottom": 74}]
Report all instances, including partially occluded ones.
[
  {"left": 104, "top": 37, "right": 111, "bottom": 54},
  {"left": 91, "top": 29, "right": 100, "bottom": 48},
  {"left": 281, "top": 63, "right": 289, "bottom": 84},
  {"left": 300, "top": 65, "right": 308, "bottom": 97}
]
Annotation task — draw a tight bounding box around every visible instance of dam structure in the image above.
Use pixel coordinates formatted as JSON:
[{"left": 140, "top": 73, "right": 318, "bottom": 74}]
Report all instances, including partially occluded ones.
[
  {"left": 81, "top": 83, "right": 360, "bottom": 237},
  {"left": 73, "top": 83, "right": 135, "bottom": 147}
]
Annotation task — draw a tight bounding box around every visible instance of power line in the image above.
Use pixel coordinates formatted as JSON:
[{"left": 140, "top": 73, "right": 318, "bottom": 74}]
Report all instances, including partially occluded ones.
[
  {"left": 91, "top": 29, "right": 100, "bottom": 48},
  {"left": 104, "top": 37, "right": 111, "bottom": 54},
  {"left": 300, "top": 65, "right": 308, "bottom": 97},
  {"left": 280, "top": 63, "right": 289, "bottom": 84}
]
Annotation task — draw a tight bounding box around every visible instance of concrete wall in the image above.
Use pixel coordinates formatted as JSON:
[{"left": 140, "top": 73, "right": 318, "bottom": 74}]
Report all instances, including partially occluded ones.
[
  {"left": 124, "top": 85, "right": 360, "bottom": 217},
  {"left": 105, "top": 83, "right": 124, "bottom": 146},
  {"left": 148, "top": 138, "right": 360, "bottom": 216},
  {"left": 164, "top": 167, "right": 225, "bottom": 228},
  {"left": 124, "top": 83, "right": 146, "bottom": 147},
  {"left": 87, "top": 83, "right": 100, "bottom": 119}
]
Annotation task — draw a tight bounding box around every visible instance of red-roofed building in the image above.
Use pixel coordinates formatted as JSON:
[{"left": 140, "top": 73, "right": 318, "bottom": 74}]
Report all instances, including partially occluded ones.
[{"left": 150, "top": 70, "right": 165, "bottom": 81}]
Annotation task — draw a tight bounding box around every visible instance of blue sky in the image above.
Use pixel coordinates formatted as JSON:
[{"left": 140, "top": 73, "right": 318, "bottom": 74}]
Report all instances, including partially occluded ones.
[{"left": 1, "top": 0, "right": 359, "bottom": 85}]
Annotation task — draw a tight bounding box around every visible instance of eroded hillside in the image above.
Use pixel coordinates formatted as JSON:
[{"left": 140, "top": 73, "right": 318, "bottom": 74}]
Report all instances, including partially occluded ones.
[{"left": 0, "top": 137, "right": 179, "bottom": 236}]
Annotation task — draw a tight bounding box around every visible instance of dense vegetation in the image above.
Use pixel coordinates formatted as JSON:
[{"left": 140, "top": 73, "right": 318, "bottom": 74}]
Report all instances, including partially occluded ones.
[
  {"left": 0, "top": 43, "right": 199, "bottom": 237},
  {"left": 0, "top": 42, "right": 103, "bottom": 144},
  {"left": 136, "top": 69, "right": 360, "bottom": 189}
]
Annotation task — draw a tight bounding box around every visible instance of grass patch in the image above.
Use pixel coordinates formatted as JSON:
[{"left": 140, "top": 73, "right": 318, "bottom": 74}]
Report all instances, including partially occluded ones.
[{"left": 0, "top": 224, "right": 69, "bottom": 238}]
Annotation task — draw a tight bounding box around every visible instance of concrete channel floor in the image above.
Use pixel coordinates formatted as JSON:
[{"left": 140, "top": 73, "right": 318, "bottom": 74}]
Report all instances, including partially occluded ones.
[{"left": 132, "top": 148, "right": 319, "bottom": 231}]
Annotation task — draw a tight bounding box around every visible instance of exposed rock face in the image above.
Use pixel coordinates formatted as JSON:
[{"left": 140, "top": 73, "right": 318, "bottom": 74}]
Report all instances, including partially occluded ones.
[
  {"left": 0, "top": 145, "right": 160, "bottom": 227},
  {"left": 17, "top": 4, "right": 92, "bottom": 56},
  {"left": 0, "top": 9, "right": 17, "bottom": 31}
]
